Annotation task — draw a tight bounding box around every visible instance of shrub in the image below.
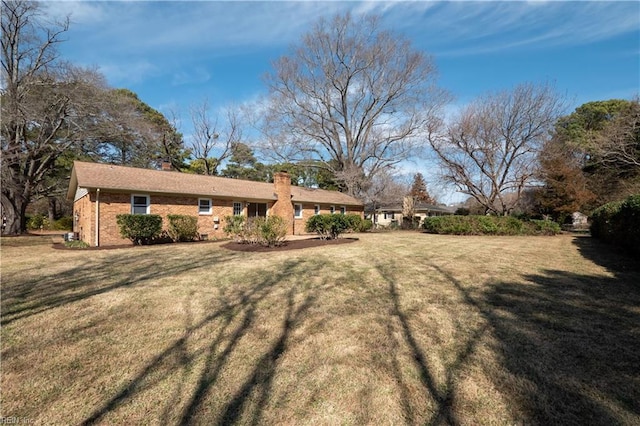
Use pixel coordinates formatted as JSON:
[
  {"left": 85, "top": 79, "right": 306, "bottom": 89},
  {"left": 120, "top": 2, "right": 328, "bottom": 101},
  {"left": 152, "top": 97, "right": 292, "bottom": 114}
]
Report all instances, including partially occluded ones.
[
  {"left": 223, "top": 215, "right": 245, "bottom": 242},
  {"left": 344, "top": 214, "right": 361, "bottom": 231},
  {"left": 116, "top": 214, "right": 163, "bottom": 245},
  {"left": 167, "top": 214, "right": 199, "bottom": 242},
  {"left": 52, "top": 216, "right": 73, "bottom": 231},
  {"left": 590, "top": 195, "right": 640, "bottom": 255},
  {"left": 64, "top": 240, "right": 90, "bottom": 249},
  {"left": 422, "top": 215, "right": 561, "bottom": 236},
  {"left": 359, "top": 219, "right": 373, "bottom": 232},
  {"left": 306, "top": 214, "right": 350, "bottom": 239},
  {"left": 26, "top": 214, "right": 48, "bottom": 230},
  {"left": 527, "top": 219, "right": 561, "bottom": 236},
  {"left": 223, "top": 215, "right": 287, "bottom": 246},
  {"left": 257, "top": 216, "right": 287, "bottom": 246}
]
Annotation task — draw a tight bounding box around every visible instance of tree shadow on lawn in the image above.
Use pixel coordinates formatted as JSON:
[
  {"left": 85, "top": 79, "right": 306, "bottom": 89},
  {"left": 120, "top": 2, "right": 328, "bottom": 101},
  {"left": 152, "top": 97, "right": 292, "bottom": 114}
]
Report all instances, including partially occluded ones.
[
  {"left": 433, "top": 248, "right": 640, "bottom": 424},
  {"left": 483, "top": 269, "right": 639, "bottom": 423},
  {"left": 1, "top": 246, "right": 242, "bottom": 326},
  {"left": 80, "top": 257, "right": 332, "bottom": 426},
  {"left": 572, "top": 234, "right": 640, "bottom": 274},
  {"left": 373, "top": 241, "right": 640, "bottom": 425}
]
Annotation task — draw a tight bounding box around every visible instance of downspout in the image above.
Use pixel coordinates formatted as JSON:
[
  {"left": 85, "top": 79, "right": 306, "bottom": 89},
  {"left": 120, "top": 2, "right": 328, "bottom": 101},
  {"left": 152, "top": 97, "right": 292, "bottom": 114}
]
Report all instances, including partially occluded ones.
[{"left": 95, "top": 188, "right": 100, "bottom": 247}]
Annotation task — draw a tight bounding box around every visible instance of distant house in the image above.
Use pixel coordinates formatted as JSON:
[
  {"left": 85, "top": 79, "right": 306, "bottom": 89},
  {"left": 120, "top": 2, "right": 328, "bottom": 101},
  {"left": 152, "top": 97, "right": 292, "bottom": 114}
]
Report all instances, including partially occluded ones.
[
  {"left": 368, "top": 198, "right": 454, "bottom": 228},
  {"left": 67, "top": 161, "right": 363, "bottom": 247}
]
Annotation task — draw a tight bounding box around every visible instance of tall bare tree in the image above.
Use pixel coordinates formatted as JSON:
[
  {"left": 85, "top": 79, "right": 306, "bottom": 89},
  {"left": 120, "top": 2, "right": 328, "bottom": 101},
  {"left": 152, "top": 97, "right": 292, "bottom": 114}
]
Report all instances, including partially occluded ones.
[
  {"left": 1, "top": 0, "right": 98, "bottom": 234},
  {"left": 429, "top": 82, "right": 565, "bottom": 215},
  {"left": 262, "top": 12, "right": 449, "bottom": 197},
  {"left": 188, "top": 100, "right": 243, "bottom": 175}
]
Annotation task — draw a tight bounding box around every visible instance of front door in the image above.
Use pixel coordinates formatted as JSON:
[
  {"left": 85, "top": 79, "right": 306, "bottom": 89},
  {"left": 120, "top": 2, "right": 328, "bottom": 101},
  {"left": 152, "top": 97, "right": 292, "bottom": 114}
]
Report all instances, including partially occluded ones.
[{"left": 247, "top": 202, "right": 267, "bottom": 218}]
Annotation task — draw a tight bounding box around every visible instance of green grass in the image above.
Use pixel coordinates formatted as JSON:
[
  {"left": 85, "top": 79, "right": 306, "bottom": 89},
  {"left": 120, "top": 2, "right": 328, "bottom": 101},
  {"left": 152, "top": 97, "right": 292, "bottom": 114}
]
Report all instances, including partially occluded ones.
[{"left": 1, "top": 233, "right": 639, "bottom": 424}]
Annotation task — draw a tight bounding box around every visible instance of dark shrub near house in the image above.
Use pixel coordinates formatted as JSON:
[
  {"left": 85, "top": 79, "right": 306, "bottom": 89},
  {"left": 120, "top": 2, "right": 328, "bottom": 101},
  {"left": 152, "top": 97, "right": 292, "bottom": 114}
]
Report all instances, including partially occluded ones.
[
  {"left": 306, "top": 214, "right": 350, "bottom": 239},
  {"left": 590, "top": 195, "right": 640, "bottom": 255},
  {"left": 116, "top": 214, "right": 163, "bottom": 245},
  {"left": 167, "top": 215, "right": 199, "bottom": 242}
]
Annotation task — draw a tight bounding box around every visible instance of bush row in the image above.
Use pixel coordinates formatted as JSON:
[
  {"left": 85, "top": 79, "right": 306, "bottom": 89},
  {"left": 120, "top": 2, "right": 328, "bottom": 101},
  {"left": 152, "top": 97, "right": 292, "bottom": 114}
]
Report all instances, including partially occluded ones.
[
  {"left": 116, "top": 214, "right": 201, "bottom": 245},
  {"left": 305, "top": 214, "right": 371, "bottom": 239},
  {"left": 590, "top": 195, "right": 640, "bottom": 255},
  {"left": 223, "top": 215, "right": 287, "bottom": 246},
  {"left": 26, "top": 215, "right": 73, "bottom": 231},
  {"left": 422, "top": 215, "right": 561, "bottom": 236}
]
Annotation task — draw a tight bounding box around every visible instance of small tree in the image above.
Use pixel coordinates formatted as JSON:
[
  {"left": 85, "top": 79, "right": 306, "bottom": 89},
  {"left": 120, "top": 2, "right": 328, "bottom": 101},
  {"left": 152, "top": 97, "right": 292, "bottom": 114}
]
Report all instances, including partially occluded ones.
[{"left": 409, "top": 173, "right": 435, "bottom": 204}]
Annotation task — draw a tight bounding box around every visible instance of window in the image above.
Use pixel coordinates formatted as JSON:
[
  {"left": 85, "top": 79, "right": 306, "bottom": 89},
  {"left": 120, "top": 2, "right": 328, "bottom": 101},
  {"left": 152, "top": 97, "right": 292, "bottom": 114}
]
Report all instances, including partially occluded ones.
[
  {"left": 314, "top": 205, "right": 320, "bottom": 215},
  {"left": 330, "top": 205, "right": 335, "bottom": 214},
  {"left": 233, "top": 202, "right": 243, "bottom": 216},
  {"left": 131, "top": 195, "right": 150, "bottom": 215},
  {"left": 294, "top": 203, "right": 303, "bottom": 218},
  {"left": 198, "top": 198, "right": 212, "bottom": 215},
  {"left": 340, "top": 206, "right": 346, "bottom": 215}
]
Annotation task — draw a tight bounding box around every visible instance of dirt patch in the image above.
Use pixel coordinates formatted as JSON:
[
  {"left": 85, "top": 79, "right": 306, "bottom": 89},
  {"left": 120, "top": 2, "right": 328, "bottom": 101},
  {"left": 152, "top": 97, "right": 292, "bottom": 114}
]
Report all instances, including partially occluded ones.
[{"left": 221, "top": 237, "right": 358, "bottom": 252}]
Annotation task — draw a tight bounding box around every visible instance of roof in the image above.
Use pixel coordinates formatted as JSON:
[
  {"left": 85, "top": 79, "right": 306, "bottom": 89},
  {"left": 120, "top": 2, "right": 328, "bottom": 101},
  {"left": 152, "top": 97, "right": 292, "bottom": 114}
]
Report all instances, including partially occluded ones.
[
  {"left": 368, "top": 202, "right": 454, "bottom": 214},
  {"left": 67, "top": 161, "right": 363, "bottom": 206}
]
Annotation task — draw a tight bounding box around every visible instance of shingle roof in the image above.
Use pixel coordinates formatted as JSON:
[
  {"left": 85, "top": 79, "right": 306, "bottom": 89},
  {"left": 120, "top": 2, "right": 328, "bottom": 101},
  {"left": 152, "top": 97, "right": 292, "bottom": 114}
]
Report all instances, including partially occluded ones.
[
  {"left": 367, "top": 202, "right": 454, "bottom": 214},
  {"left": 67, "top": 161, "right": 363, "bottom": 206}
]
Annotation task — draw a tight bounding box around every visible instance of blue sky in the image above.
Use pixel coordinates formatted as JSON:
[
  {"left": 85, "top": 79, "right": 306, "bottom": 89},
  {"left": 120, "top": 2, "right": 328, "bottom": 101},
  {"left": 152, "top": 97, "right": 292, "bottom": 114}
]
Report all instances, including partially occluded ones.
[{"left": 52, "top": 0, "right": 639, "bottom": 201}]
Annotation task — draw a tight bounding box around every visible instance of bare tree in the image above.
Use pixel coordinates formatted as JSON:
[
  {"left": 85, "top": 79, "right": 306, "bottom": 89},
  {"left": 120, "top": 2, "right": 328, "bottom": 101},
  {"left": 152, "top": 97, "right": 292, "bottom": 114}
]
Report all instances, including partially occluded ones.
[
  {"left": 189, "top": 100, "right": 243, "bottom": 175},
  {"left": 262, "top": 12, "right": 449, "bottom": 197},
  {"left": 430, "top": 82, "right": 565, "bottom": 215},
  {"left": 1, "top": 0, "right": 97, "bottom": 234}
]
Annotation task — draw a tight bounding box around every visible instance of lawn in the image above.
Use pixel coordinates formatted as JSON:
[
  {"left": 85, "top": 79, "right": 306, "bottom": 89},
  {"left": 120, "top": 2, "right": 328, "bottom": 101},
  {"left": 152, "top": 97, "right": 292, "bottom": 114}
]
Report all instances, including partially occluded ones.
[{"left": 1, "top": 232, "right": 639, "bottom": 425}]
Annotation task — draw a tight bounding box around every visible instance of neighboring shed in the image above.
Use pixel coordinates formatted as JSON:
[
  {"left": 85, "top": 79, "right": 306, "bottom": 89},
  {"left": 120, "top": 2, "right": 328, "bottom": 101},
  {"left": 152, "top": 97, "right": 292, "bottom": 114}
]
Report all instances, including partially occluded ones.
[{"left": 67, "top": 161, "right": 363, "bottom": 246}]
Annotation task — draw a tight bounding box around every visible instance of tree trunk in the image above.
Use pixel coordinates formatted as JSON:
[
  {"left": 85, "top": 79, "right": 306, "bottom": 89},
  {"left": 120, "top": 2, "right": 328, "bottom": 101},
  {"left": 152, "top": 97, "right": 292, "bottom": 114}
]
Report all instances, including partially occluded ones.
[
  {"left": 1, "top": 193, "right": 28, "bottom": 235},
  {"left": 48, "top": 197, "right": 57, "bottom": 222}
]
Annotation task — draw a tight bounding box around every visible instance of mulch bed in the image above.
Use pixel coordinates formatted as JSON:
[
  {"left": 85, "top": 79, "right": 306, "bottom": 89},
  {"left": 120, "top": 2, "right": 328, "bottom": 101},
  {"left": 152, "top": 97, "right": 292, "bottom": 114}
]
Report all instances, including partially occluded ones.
[{"left": 221, "top": 237, "right": 358, "bottom": 252}]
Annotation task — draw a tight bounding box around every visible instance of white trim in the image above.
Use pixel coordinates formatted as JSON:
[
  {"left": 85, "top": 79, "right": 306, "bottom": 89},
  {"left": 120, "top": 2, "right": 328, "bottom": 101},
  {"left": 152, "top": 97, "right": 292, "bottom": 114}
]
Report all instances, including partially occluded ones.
[
  {"left": 198, "top": 198, "right": 212, "bottom": 215},
  {"left": 314, "top": 204, "right": 320, "bottom": 215},
  {"left": 233, "top": 201, "right": 243, "bottom": 216},
  {"left": 131, "top": 194, "right": 150, "bottom": 215},
  {"left": 330, "top": 205, "right": 335, "bottom": 214},
  {"left": 294, "top": 203, "right": 303, "bottom": 219},
  {"left": 340, "top": 206, "right": 346, "bottom": 215}
]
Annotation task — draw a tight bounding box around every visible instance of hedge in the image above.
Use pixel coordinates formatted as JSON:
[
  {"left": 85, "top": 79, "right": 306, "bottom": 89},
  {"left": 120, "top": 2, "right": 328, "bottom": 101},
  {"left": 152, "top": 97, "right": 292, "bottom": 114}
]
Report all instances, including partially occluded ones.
[
  {"left": 223, "top": 215, "right": 287, "bottom": 246},
  {"left": 590, "top": 195, "right": 640, "bottom": 255},
  {"left": 116, "top": 214, "right": 163, "bottom": 245},
  {"left": 167, "top": 214, "right": 199, "bottom": 242},
  {"left": 422, "top": 215, "right": 561, "bottom": 236},
  {"left": 305, "top": 214, "right": 350, "bottom": 239}
]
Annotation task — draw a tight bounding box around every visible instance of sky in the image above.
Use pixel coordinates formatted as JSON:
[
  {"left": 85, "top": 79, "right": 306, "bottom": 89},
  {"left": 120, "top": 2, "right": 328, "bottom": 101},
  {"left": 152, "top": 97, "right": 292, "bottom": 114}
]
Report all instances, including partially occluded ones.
[{"left": 51, "top": 0, "right": 640, "bottom": 202}]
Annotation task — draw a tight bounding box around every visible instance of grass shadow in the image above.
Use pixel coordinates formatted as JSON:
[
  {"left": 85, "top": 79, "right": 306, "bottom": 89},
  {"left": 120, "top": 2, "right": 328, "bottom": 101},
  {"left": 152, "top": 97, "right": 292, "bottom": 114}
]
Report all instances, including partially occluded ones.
[
  {"left": 572, "top": 235, "right": 640, "bottom": 274},
  {"left": 432, "top": 259, "right": 640, "bottom": 424},
  {"left": 1, "top": 247, "right": 240, "bottom": 326},
  {"left": 79, "top": 257, "right": 330, "bottom": 425}
]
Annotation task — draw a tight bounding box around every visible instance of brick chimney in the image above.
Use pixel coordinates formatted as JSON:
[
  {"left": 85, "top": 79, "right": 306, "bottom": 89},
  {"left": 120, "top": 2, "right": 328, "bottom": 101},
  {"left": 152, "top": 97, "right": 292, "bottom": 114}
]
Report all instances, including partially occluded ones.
[
  {"left": 271, "top": 171, "right": 294, "bottom": 234},
  {"left": 161, "top": 161, "right": 172, "bottom": 171}
]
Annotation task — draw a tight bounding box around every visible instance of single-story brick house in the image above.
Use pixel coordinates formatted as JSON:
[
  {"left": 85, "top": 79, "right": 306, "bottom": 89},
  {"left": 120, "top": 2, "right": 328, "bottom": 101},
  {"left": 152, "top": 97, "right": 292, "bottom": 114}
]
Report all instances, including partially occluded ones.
[{"left": 67, "top": 161, "right": 364, "bottom": 247}]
